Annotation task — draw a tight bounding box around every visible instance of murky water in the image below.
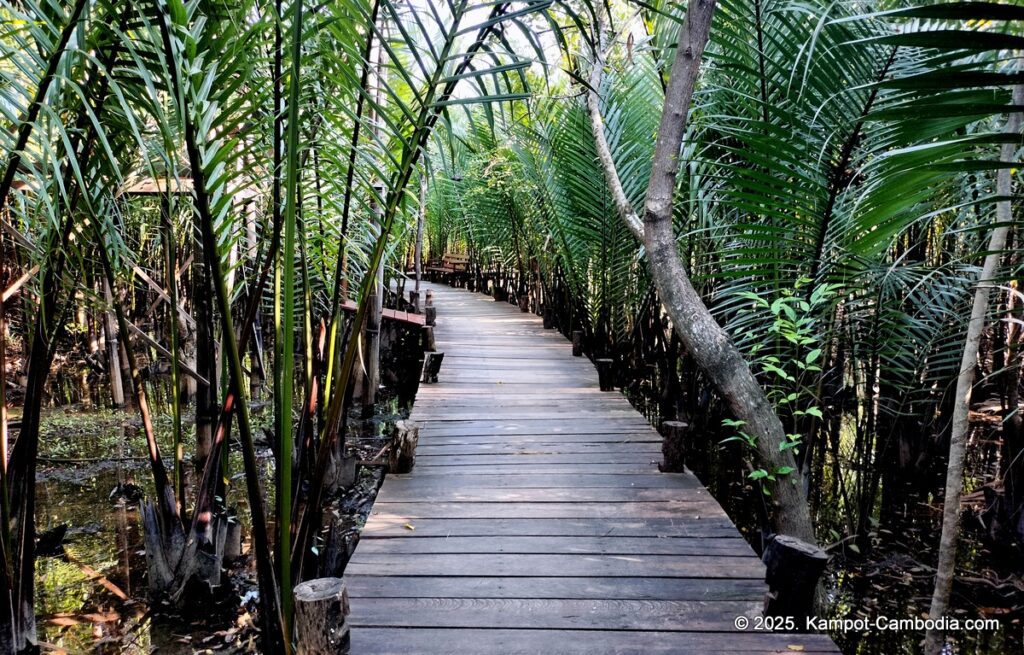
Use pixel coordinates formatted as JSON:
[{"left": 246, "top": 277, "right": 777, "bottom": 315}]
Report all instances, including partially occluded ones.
[{"left": 29, "top": 395, "right": 405, "bottom": 654}]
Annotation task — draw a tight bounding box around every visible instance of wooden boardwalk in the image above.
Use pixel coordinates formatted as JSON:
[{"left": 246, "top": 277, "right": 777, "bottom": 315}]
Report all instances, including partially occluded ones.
[{"left": 346, "top": 283, "right": 840, "bottom": 654}]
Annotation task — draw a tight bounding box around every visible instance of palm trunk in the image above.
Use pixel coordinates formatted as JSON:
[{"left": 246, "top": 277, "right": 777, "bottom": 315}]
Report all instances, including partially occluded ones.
[
  {"left": 924, "top": 86, "right": 1024, "bottom": 654},
  {"left": 585, "top": 0, "right": 814, "bottom": 541}
]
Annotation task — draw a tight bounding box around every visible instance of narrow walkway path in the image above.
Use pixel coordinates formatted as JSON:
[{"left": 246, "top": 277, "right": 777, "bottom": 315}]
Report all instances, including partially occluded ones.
[{"left": 346, "top": 283, "right": 840, "bottom": 654}]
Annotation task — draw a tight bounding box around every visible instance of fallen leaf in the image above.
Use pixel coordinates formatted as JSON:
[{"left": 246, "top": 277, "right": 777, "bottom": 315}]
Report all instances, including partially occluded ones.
[
  {"left": 787, "top": 646, "right": 805, "bottom": 652},
  {"left": 403, "top": 523, "right": 415, "bottom": 531}
]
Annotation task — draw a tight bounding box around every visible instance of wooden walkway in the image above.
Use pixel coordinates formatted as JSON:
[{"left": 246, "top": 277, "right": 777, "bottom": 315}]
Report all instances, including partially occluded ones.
[{"left": 346, "top": 283, "right": 840, "bottom": 654}]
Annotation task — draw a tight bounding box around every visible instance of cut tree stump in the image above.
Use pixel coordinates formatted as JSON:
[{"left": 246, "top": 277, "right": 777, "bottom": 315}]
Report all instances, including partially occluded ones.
[
  {"left": 762, "top": 534, "right": 828, "bottom": 626},
  {"left": 422, "top": 352, "right": 444, "bottom": 383},
  {"left": 294, "top": 577, "right": 350, "bottom": 654},
  {"left": 422, "top": 325, "right": 436, "bottom": 352},
  {"left": 388, "top": 420, "right": 420, "bottom": 473},
  {"left": 659, "top": 420, "right": 689, "bottom": 472}
]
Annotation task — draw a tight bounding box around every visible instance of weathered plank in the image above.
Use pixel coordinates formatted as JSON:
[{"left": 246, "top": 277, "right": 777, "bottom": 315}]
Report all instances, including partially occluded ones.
[
  {"left": 367, "top": 500, "right": 724, "bottom": 519},
  {"left": 354, "top": 536, "right": 756, "bottom": 556},
  {"left": 346, "top": 553, "right": 765, "bottom": 578},
  {"left": 350, "top": 629, "right": 840, "bottom": 654},
  {"left": 374, "top": 485, "right": 703, "bottom": 503},
  {"left": 381, "top": 472, "right": 695, "bottom": 489},
  {"left": 349, "top": 597, "right": 761, "bottom": 631},
  {"left": 344, "top": 576, "right": 765, "bottom": 600},
  {"left": 359, "top": 516, "right": 742, "bottom": 538}
]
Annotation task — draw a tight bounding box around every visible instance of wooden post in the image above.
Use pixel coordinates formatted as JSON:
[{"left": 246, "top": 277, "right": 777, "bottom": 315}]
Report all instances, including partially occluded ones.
[
  {"left": 294, "top": 578, "right": 350, "bottom": 654},
  {"left": 659, "top": 420, "right": 689, "bottom": 472},
  {"left": 542, "top": 306, "right": 555, "bottom": 329},
  {"left": 596, "top": 358, "right": 614, "bottom": 391},
  {"left": 518, "top": 294, "right": 529, "bottom": 312},
  {"left": 572, "top": 330, "right": 584, "bottom": 357},
  {"left": 762, "top": 534, "right": 828, "bottom": 625},
  {"left": 409, "top": 290, "right": 420, "bottom": 313},
  {"left": 102, "top": 279, "right": 125, "bottom": 407},
  {"left": 422, "top": 325, "right": 436, "bottom": 352},
  {"left": 424, "top": 305, "right": 437, "bottom": 327},
  {"left": 388, "top": 420, "right": 420, "bottom": 473},
  {"left": 421, "top": 325, "right": 436, "bottom": 352},
  {"left": 422, "top": 352, "right": 444, "bottom": 383}
]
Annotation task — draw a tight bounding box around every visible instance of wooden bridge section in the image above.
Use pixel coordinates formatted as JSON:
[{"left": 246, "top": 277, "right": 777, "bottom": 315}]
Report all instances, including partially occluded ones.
[{"left": 345, "top": 283, "right": 839, "bottom": 654}]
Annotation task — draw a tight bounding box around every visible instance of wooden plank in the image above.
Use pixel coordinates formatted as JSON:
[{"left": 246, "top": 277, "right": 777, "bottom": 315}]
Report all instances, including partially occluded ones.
[
  {"left": 354, "top": 536, "right": 755, "bottom": 557},
  {"left": 367, "top": 500, "right": 725, "bottom": 520},
  {"left": 359, "top": 517, "right": 741, "bottom": 538},
  {"left": 415, "top": 442, "right": 662, "bottom": 455},
  {"left": 344, "top": 576, "right": 765, "bottom": 601},
  {"left": 405, "top": 463, "right": 664, "bottom": 475},
  {"left": 374, "top": 486, "right": 704, "bottom": 504},
  {"left": 349, "top": 629, "right": 841, "bottom": 654},
  {"left": 414, "top": 453, "right": 660, "bottom": 466},
  {"left": 419, "top": 434, "right": 661, "bottom": 445},
  {"left": 382, "top": 472, "right": 692, "bottom": 488},
  {"left": 346, "top": 553, "right": 764, "bottom": 578},
  {"left": 349, "top": 597, "right": 762, "bottom": 631}
]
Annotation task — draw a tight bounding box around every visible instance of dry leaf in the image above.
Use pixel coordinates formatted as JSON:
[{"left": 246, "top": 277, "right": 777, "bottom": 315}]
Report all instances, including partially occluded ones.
[
  {"left": 403, "top": 523, "right": 415, "bottom": 531},
  {"left": 787, "top": 646, "right": 805, "bottom": 652}
]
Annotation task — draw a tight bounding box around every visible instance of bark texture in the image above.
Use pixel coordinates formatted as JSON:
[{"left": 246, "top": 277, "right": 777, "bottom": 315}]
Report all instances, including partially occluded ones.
[
  {"left": 585, "top": 0, "right": 815, "bottom": 541},
  {"left": 924, "top": 85, "right": 1024, "bottom": 655}
]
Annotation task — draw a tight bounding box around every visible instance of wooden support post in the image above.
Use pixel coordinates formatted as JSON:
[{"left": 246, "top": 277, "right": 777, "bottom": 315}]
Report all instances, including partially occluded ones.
[
  {"left": 409, "top": 290, "right": 420, "bottom": 314},
  {"left": 388, "top": 420, "right": 419, "bottom": 473},
  {"left": 572, "top": 330, "right": 584, "bottom": 357},
  {"left": 762, "top": 534, "right": 828, "bottom": 625},
  {"left": 659, "top": 420, "right": 689, "bottom": 472},
  {"left": 518, "top": 295, "right": 529, "bottom": 312},
  {"left": 424, "top": 305, "right": 437, "bottom": 327},
  {"left": 542, "top": 306, "right": 555, "bottom": 329},
  {"left": 102, "top": 280, "right": 125, "bottom": 407},
  {"left": 223, "top": 517, "right": 242, "bottom": 564},
  {"left": 421, "top": 325, "right": 436, "bottom": 352},
  {"left": 596, "top": 358, "right": 614, "bottom": 391},
  {"left": 294, "top": 578, "right": 350, "bottom": 654},
  {"left": 422, "top": 352, "right": 444, "bottom": 383}
]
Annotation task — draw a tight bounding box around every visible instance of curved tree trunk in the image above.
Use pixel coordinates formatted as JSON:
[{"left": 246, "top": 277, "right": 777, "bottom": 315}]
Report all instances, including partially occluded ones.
[
  {"left": 924, "top": 85, "right": 1024, "bottom": 655},
  {"left": 585, "top": 0, "right": 815, "bottom": 542}
]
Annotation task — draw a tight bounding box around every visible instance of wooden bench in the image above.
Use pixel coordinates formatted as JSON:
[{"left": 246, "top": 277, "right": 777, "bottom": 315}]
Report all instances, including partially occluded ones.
[{"left": 425, "top": 252, "right": 471, "bottom": 286}]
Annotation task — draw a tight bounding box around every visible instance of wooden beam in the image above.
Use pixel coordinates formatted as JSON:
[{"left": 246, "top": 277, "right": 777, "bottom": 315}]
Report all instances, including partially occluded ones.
[{"left": 125, "top": 322, "right": 209, "bottom": 386}]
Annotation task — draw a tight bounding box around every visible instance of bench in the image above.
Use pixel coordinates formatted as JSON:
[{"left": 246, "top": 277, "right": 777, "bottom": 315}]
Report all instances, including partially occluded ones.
[{"left": 424, "top": 252, "right": 471, "bottom": 286}]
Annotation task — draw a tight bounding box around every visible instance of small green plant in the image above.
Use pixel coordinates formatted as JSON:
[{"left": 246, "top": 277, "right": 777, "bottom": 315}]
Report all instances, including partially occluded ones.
[{"left": 721, "top": 279, "right": 836, "bottom": 494}]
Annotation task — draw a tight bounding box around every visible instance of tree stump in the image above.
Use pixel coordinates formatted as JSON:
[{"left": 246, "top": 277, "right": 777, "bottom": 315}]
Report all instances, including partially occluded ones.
[
  {"left": 388, "top": 420, "right": 420, "bottom": 473},
  {"left": 572, "top": 330, "right": 584, "bottom": 357},
  {"left": 659, "top": 420, "right": 689, "bottom": 472},
  {"left": 293, "top": 578, "right": 350, "bottom": 655},
  {"left": 596, "top": 358, "right": 614, "bottom": 391},
  {"left": 762, "top": 534, "right": 828, "bottom": 625},
  {"left": 422, "top": 352, "right": 444, "bottom": 383}
]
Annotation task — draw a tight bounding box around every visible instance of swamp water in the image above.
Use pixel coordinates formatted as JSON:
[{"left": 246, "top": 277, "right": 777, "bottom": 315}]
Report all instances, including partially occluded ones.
[{"left": 30, "top": 400, "right": 406, "bottom": 654}]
